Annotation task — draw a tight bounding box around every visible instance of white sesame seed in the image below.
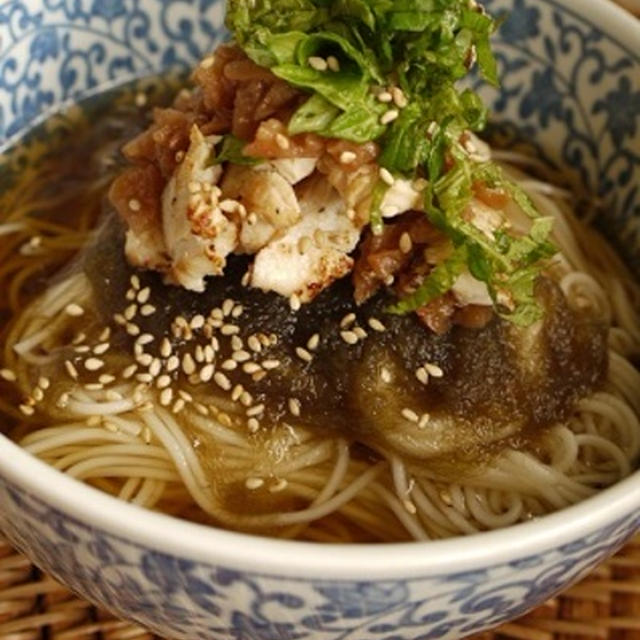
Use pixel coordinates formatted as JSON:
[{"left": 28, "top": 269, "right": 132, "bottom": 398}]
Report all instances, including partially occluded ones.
[
  {"left": 346, "top": 208, "right": 356, "bottom": 221},
  {"left": 242, "top": 362, "right": 261, "bottom": 374},
  {"left": 340, "top": 331, "right": 358, "bottom": 345},
  {"left": 104, "top": 421, "right": 119, "bottom": 433},
  {"left": 424, "top": 363, "right": 443, "bottom": 378},
  {"left": 221, "top": 324, "right": 240, "bottom": 336},
  {"left": 0, "top": 369, "right": 17, "bottom": 382},
  {"left": 379, "top": 167, "right": 395, "bottom": 186},
  {"left": 384, "top": 275, "right": 395, "bottom": 286},
  {"left": 200, "top": 363, "right": 215, "bottom": 382},
  {"left": 136, "top": 373, "right": 153, "bottom": 384},
  {"left": 166, "top": 356, "right": 180, "bottom": 373},
  {"left": 307, "top": 333, "right": 320, "bottom": 351},
  {"left": 122, "top": 364, "right": 138, "bottom": 379},
  {"left": 419, "top": 413, "right": 431, "bottom": 429},
  {"left": 74, "top": 345, "right": 91, "bottom": 354},
  {"left": 247, "top": 418, "right": 260, "bottom": 433},
  {"left": 84, "top": 383, "right": 104, "bottom": 391},
  {"left": 99, "top": 374, "right": 115, "bottom": 385},
  {"left": 416, "top": 367, "right": 429, "bottom": 385},
  {"left": 130, "top": 275, "right": 141, "bottom": 290},
  {"left": 93, "top": 342, "right": 110, "bottom": 355},
  {"left": 160, "top": 338, "right": 172, "bottom": 358},
  {"left": 126, "top": 323, "right": 140, "bottom": 336},
  {"left": 381, "top": 109, "right": 399, "bottom": 125},
  {"left": 137, "top": 287, "right": 151, "bottom": 304},
  {"left": 288, "top": 398, "right": 301, "bottom": 417},
  {"left": 194, "top": 402, "right": 209, "bottom": 416},
  {"left": 392, "top": 86, "right": 408, "bottom": 108},
  {"left": 231, "top": 335, "right": 243, "bottom": 351},
  {"left": 204, "top": 345, "right": 215, "bottom": 363},
  {"left": 232, "top": 305, "right": 244, "bottom": 318},
  {"left": 65, "top": 303, "right": 85, "bottom": 317},
  {"left": 231, "top": 384, "right": 244, "bottom": 402},
  {"left": 327, "top": 55, "right": 340, "bottom": 72},
  {"left": 57, "top": 393, "right": 70, "bottom": 408},
  {"left": 247, "top": 335, "right": 262, "bottom": 353},
  {"left": 32, "top": 388, "right": 44, "bottom": 402},
  {"left": 247, "top": 403, "right": 265, "bottom": 417},
  {"left": 270, "top": 478, "right": 288, "bottom": 493},
  {"left": 137, "top": 353, "right": 153, "bottom": 367},
  {"left": 241, "top": 271, "right": 251, "bottom": 287},
  {"left": 403, "top": 499, "right": 417, "bottom": 515},
  {"left": 113, "top": 313, "right": 126, "bottom": 326},
  {"left": 182, "top": 354, "right": 196, "bottom": 376},
  {"left": 140, "top": 304, "right": 156, "bottom": 317},
  {"left": 353, "top": 327, "right": 367, "bottom": 340},
  {"left": 157, "top": 375, "right": 172, "bottom": 389},
  {"left": 178, "top": 390, "right": 193, "bottom": 402},
  {"left": 295, "top": 347, "right": 313, "bottom": 363},
  {"left": 340, "top": 313, "right": 356, "bottom": 329},
  {"left": 367, "top": 318, "right": 386, "bottom": 332},
  {"left": 214, "top": 372, "right": 231, "bottom": 391},
  {"left": 99, "top": 327, "right": 111, "bottom": 342},
  {"left": 200, "top": 55, "right": 215, "bottom": 69},
  {"left": 240, "top": 391, "right": 253, "bottom": 407},
  {"left": 194, "top": 345, "right": 205, "bottom": 363},
  {"left": 308, "top": 56, "right": 328, "bottom": 71},
  {"left": 73, "top": 333, "right": 87, "bottom": 346},
  {"left": 232, "top": 350, "right": 251, "bottom": 363},
  {"left": 289, "top": 294, "right": 301, "bottom": 312},
  {"left": 65, "top": 360, "right": 79, "bottom": 379},
  {"left": 262, "top": 359, "right": 280, "bottom": 370},
  {"left": 222, "top": 299, "right": 235, "bottom": 317},
  {"left": 399, "top": 232, "right": 413, "bottom": 254},
  {"left": 172, "top": 398, "right": 186, "bottom": 414},
  {"left": 124, "top": 304, "right": 138, "bottom": 321},
  {"left": 275, "top": 133, "right": 290, "bottom": 150},
  {"left": 222, "top": 359, "right": 238, "bottom": 371},
  {"left": 401, "top": 408, "right": 419, "bottom": 423},
  {"left": 149, "top": 358, "right": 162, "bottom": 378},
  {"left": 20, "top": 404, "right": 35, "bottom": 416},
  {"left": 190, "top": 314, "right": 205, "bottom": 330},
  {"left": 160, "top": 388, "right": 173, "bottom": 407},
  {"left": 377, "top": 91, "right": 393, "bottom": 103},
  {"left": 245, "top": 477, "right": 264, "bottom": 490},
  {"left": 297, "top": 235, "right": 312, "bottom": 255},
  {"left": 38, "top": 376, "right": 50, "bottom": 389},
  {"left": 128, "top": 199, "right": 141, "bottom": 212},
  {"left": 339, "top": 151, "right": 357, "bottom": 164}
]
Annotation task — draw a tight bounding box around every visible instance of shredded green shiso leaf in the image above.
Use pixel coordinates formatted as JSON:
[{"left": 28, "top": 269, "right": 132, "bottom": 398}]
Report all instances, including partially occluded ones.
[{"left": 225, "top": 0, "right": 556, "bottom": 326}]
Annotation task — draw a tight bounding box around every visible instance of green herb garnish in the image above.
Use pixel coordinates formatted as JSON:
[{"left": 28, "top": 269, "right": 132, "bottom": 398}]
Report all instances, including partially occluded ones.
[{"left": 225, "top": 0, "right": 557, "bottom": 326}]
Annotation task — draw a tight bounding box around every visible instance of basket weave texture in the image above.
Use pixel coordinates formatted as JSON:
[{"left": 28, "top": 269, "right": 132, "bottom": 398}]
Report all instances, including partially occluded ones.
[{"left": 0, "top": 534, "right": 639, "bottom": 640}]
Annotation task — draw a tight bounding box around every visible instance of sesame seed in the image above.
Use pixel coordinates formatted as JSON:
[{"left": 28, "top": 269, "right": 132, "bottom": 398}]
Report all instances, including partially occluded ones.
[
  {"left": 416, "top": 367, "right": 429, "bottom": 385},
  {"left": 368, "top": 318, "right": 386, "bottom": 332},
  {"left": 57, "top": 393, "right": 69, "bottom": 408},
  {"left": 295, "top": 347, "right": 313, "bottom": 363},
  {"left": 232, "top": 305, "right": 244, "bottom": 318},
  {"left": 106, "top": 390, "right": 123, "bottom": 401},
  {"left": 210, "top": 307, "right": 223, "bottom": 321},
  {"left": 200, "top": 55, "right": 215, "bottom": 69},
  {"left": 307, "top": 333, "right": 320, "bottom": 351},
  {"left": 289, "top": 294, "right": 301, "bottom": 312},
  {"left": 194, "top": 403, "right": 209, "bottom": 416},
  {"left": 401, "top": 408, "right": 419, "bottom": 423},
  {"left": 247, "top": 403, "right": 265, "bottom": 417},
  {"left": 297, "top": 235, "right": 312, "bottom": 255},
  {"left": 221, "top": 324, "right": 240, "bottom": 336},
  {"left": 194, "top": 345, "right": 205, "bottom": 363},
  {"left": 172, "top": 398, "right": 186, "bottom": 414},
  {"left": 142, "top": 425, "right": 153, "bottom": 441},
  {"left": 166, "top": 356, "right": 180, "bottom": 372},
  {"left": 0, "top": 369, "right": 17, "bottom": 382},
  {"left": 20, "top": 404, "right": 35, "bottom": 416},
  {"left": 288, "top": 398, "right": 301, "bottom": 417},
  {"left": 140, "top": 304, "right": 156, "bottom": 317},
  {"left": 191, "top": 314, "right": 205, "bottom": 330},
  {"left": 200, "top": 363, "right": 215, "bottom": 382},
  {"left": 379, "top": 167, "right": 395, "bottom": 186},
  {"left": 403, "top": 499, "right": 417, "bottom": 515},
  {"left": 240, "top": 391, "right": 253, "bottom": 407},
  {"left": 327, "top": 55, "right": 340, "bottom": 72},
  {"left": 270, "top": 478, "right": 288, "bottom": 493},
  {"left": 384, "top": 275, "right": 395, "bottom": 286},
  {"left": 178, "top": 390, "right": 193, "bottom": 402},
  {"left": 252, "top": 370, "right": 267, "bottom": 382},
  {"left": 214, "top": 372, "right": 231, "bottom": 391},
  {"left": 104, "top": 421, "right": 119, "bottom": 433},
  {"left": 247, "top": 418, "right": 260, "bottom": 433},
  {"left": 413, "top": 177, "right": 428, "bottom": 191},
  {"left": 99, "top": 374, "right": 115, "bottom": 385},
  {"left": 65, "top": 303, "right": 84, "bottom": 317},
  {"left": 399, "top": 232, "right": 413, "bottom": 254},
  {"left": 149, "top": 358, "right": 162, "bottom": 377},
  {"left": 218, "top": 412, "right": 232, "bottom": 427},
  {"left": 339, "top": 151, "right": 357, "bottom": 164},
  {"left": 377, "top": 91, "right": 393, "bottom": 103},
  {"left": 204, "top": 345, "right": 215, "bottom": 363},
  {"left": 231, "top": 335, "right": 243, "bottom": 351},
  {"left": 38, "top": 376, "right": 50, "bottom": 389},
  {"left": 130, "top": 275, "right": 141, "bottom": 290},
  {"left": 160, "top": 388, "right": 173, "bottom": 407},
  {"left": 137, "top": 287, "right": 151, "bottom": 304},
  {"left": 231, "top": 384, "right": 244, "bottom": 402},
  {"left": 124, "top": 304, "right": 138, "bottom": 321},
  {"left": 122, "top": 364, "right": 138, "bottom": 379},
  {"left": 65, "top": 360, "right": 79, "bottom": 379},
  {"left": 93, "top": 342, "right": 110, "bottom": 355},
  {"left": 241, "top": 271, "right": 251, "bottom": 287},
  {"left": 157, "top": 375, "right": 171, "bottom": 389},
  {"left": 275, "top": 133, "right": 290, "bottom": 150},
  {"left": 419, "top": 413, "right": 431, "bottom": 429},
  {"left": 128, "top": 199, "right": 141, "bottom": 212},
  {"left": 99, "top": 327, "right": 111, "bottom": 342},
  {"left": 381, "top": 109, "right": 399, "bottom": 125},
  {"left": 392, "top": 86, "right": 408, "bottom": 108},
  {"left": 247, "top": 335, "right": 262, "bottom": 353},
  {"left": 126, "top": 323, "right": 140, "bottom": 336},
  {"left": 308, "top": 56, "right": 328, "bottom": 71},
  {"left": 182, "top": 354, "right": 196, "bottom": 376},
  {"left": 136, "top": 373, "right": 153, "bottom": 384},
  {"left": 113, "top": 313, "right": 126, "bottom": 326},
  {"left": 74, "top": 345, "right": 91, "bottom": 354},
  {"left": 424, "top": 363, "right": 443, "bottom": 378},
  {"left": 32, "top": 388, "right": 44, "bottom": 402},
  {"left": 242, "top": 362, "right": 261, "bottom": 375},
  {"left": 84, "top": 383, "right": 103, "bottom": 391},
  {"left": 222, "top": 299, "right": 235, "bottom": 317},
  {"left": 232, "top": 350, "right": 251, "bottom": 363},
  {"left": 222, "top": 359, "right": 238, "bottom": 371},
  {"left": 340, "top": 313, "right": 356, "bottom": 328},
  {"left": 86, "top": 415, "right": 101, "bottom": 427},
  {"left": 262, "top": 359, "right": 280, "bottom": 370},
  {"left": 137, "top": 353, "right": 153, "bottom": 367},
  {"left": 340, "top": 330, "right": 358, "bottom": 345},
  {"left": 245, "top": 477, "right": 264, "bottom": 490},
  {"left": 353, "top": 327, "right": 367, "bottom": 340},
  {"left": 160, "top": 338, "right": 172, "bottom": 358}
]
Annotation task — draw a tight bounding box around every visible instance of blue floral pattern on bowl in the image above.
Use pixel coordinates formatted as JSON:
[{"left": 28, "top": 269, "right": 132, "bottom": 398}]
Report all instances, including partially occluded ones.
[{"left": 0, "top": 1, "right": 639, "bottom": 639}]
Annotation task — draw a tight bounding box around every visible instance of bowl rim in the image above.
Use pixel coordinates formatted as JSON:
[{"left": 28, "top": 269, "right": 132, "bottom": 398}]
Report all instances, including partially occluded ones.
[{"left": 1, "top": 0, "right": 639, "bottom": 581}]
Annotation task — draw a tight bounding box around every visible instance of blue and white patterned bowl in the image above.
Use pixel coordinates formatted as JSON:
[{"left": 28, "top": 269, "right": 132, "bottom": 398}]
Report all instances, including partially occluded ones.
[{"left": 0, "top": 1, "right": 639, "bottom": 639}]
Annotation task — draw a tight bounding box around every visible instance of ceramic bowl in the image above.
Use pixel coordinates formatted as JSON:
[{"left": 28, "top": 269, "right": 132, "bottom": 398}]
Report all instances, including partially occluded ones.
[{"left": 0, "top": 1, "right": 639, "bottom": 639}]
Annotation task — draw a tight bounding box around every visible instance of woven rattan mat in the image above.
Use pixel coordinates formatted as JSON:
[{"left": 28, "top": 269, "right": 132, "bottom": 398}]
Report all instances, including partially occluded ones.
[{"left": 0, "top": 533, "right": 639, "bottom": 640}]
